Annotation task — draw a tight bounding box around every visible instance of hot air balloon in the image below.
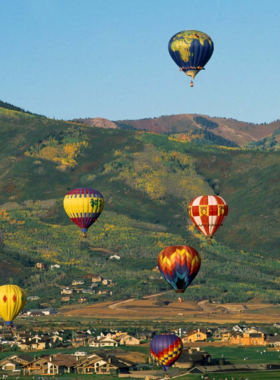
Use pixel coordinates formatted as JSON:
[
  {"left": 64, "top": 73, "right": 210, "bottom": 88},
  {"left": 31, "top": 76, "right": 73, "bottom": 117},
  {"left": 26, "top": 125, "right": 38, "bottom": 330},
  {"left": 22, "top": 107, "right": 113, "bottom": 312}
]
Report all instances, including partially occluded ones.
[
  {"left": 168, "top": 30, "right": 214, "bottom": 87},
  {"left": 150, "top": 334, "right": 183, "bottom": 372},
  {"left": 64, "top": 188, "right": 104, "bottom": 237},
  {"left": 0, "top": 285, "right": 26, "bottom": 328},
  {"left": 158, "top": 246, "right": 201, "bottom": 293},
  {"left": 189, "top": 195, "right": 228, "bottom": 243}
]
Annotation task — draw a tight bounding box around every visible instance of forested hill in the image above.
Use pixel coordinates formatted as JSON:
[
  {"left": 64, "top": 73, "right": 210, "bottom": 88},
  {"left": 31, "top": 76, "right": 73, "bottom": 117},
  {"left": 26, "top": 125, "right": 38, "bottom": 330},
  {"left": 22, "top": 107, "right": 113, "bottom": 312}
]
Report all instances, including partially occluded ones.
[
  {"left": 75, "top": 113, "right": 280, "bottom": 149},
  {"left": 0, "top": 104, "right": 279, "bottom": 308}
]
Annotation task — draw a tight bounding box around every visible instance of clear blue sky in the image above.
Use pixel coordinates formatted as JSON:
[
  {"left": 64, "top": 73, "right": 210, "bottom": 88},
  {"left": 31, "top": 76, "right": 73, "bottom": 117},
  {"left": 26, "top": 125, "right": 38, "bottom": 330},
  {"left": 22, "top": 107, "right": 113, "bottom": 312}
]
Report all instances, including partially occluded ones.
[{"left": 0, "top": 0, "right": 279, "bottom": 123}]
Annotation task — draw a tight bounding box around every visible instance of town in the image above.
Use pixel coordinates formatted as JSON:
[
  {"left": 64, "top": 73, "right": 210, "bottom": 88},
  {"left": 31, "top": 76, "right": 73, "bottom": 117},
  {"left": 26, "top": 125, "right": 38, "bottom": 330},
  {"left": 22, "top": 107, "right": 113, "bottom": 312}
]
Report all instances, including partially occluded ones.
[{"left": 0, "top": 321, "right": 280, "bottom": 378}]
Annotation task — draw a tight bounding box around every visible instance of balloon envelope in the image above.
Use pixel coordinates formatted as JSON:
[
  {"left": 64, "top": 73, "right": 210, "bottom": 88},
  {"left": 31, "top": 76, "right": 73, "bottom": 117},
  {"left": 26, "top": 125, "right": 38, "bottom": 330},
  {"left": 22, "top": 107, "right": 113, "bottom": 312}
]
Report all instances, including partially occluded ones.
[
  {"left": 189, "top": 195, "right": 228, "bottom": 240},
  {"left": 0, "top": 285, "right": 26, "bottom": 326},
  {"left": 64, "top": 188, "right": 104, "bottom": 235},
  {"left": 150, "top": 334, "right": 183, "bottom": 371},
  {"left": 168, "top": 30, "right": 214, "bottom": 81},
  {"left": 158, "top": 246, "right": 201, "bottom": 293}
]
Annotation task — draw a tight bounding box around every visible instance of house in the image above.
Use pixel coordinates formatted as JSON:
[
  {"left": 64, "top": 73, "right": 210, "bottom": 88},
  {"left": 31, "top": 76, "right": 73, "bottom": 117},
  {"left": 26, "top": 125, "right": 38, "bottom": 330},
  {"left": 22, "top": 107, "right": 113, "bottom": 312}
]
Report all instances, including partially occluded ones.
[
  {"left": 62, "top": 297, "right": 71, "bottom": 302},
  {"left": 23, "top": 354, "right": 77, "bottom": 375},
  {"left": 72, "top": 280, "right": 84, "bottom": 286},
  {"left": 0, "top": 359, "right": 22, "bottom": 371},
  {"left": 92, "top": 275, "right": 102, "bottom": 283},
  {"left": 61, "top": 287, "right": 73, "bottom": 295},
  {"left": 102, "top": 279, "right": 112, "bottom": 285},
  {"left": 50, "top": 264, "right": 60, "bottom": 270},
  {"left": 174, "top": 348, "right": 211, "bottom": 369},
  {"left": 113, "top": 333, "right": 140, "bottom": 346},
  {"left": 75, "top": 354, "right": 130, "bottom": 374},
  {"left": 82, "top": 289, "right": 95, "bottom": 294},
  {"left": 29, "top": 311, "right": 44, "bottom": 317},
  {"left": 182, "top": 329, "right": 207, "bottom": 343},
  {"left": 26, "top": 308, "right": 56, "bottom": 316},
  {"left": 88, "top": 337, "right": 118, "bottom": 347},
  {"left": 78, "top": 298, "right": 87, "bottom": 303},
  {"left": 266, "top": 335, "right": 280, "bottom": 346},
  {"left": 27, "top": 296, "right": 40, "bottom": 301},
  {"left": 109, "top": 255, "right": 120, "bottom": 260},
  {"left": 35, "top": 263, "right": 45, "bottom": 270},
  {"left": 97, "top": 290, "right": 113, "bottom": 295},
  {"left": 229, "top": 332, "right": 265, "bottom": 345}
]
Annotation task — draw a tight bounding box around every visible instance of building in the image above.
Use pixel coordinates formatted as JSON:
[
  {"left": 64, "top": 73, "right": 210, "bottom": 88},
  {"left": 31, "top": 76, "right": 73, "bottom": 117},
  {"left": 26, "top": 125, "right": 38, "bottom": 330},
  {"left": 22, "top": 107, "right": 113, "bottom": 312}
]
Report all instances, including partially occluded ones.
[
  {"left": 61, "top": 287, "right": 73, "bottom": 295},
  {"left": 182, "top": 329, "right": 207, "bottom": 343},
  {"left": 26, "top": 308, "right": 56, "bottom": 316},
  {"left": 174, "top": 348, "right": 211, "bottom": 369},
  {"left": 229, "top": 332, "right": 265, "bottom": 345},
  {"left": 23, "top": 354, "right": 77, "bottom": 375},
  {"left": 72, "top": 280, "right": 84, "bottom": 286},
  {"left": 102, "top": 279, "right": 112, "bottom": 285},
  {"left": 75, "top": 354, "right": 131, "bottom": 374},
  {"left": 88, "top": 337, "right": 118, "bottom": 347},
  {"left": 92, "top": 275, "right": 102, "bottom": 283},
  {"left": 113, "top": 333, "right": 140, "bottom": 346},
  {"left": 109, "top": 255, "right": 120, "bottom": 260},
  {"left": 266, "top": 335, "right": 280, "bottom": 346}
]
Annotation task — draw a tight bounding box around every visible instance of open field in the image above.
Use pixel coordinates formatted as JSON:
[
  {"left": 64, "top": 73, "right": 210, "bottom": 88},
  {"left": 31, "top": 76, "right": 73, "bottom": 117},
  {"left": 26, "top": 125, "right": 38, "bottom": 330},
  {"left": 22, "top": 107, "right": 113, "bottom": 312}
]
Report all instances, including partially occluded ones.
[{"left": 61, "top": 298, "right": 280, "bottom": 324}]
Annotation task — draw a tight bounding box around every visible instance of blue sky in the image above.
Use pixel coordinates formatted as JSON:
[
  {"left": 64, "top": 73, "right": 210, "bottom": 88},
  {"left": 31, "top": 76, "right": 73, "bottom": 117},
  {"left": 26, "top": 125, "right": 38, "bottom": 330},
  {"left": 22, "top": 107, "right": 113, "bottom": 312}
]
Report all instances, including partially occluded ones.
[{"left": 0, "top": 0, "right": 279, "bottom": 123}]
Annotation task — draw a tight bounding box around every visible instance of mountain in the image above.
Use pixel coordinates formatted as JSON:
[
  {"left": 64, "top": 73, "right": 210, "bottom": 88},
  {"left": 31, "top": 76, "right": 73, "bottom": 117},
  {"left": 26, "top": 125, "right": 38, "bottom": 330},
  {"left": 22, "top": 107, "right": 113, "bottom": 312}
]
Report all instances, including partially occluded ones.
[
  {"left": 0, "top": 102, "right": 279, "bottom": 309},
  {"left": 74, "top": 117, "right": 118, "bottom": 129},
  {"left": 115, "top": 114, "right": 280, "bottom": 147}
]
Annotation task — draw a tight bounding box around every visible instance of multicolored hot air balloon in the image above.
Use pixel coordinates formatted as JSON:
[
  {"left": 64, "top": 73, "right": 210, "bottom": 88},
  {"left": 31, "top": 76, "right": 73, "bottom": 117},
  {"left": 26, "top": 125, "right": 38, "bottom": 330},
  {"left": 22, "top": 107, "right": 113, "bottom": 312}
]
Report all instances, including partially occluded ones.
[
  {"left": 64, "top": 188, "right": 104, "bottom": 237},
  {"left": 158, "top": 246, "right": 201, "bottom": 293},
  {"left": 150, "top": 334, "right": 183, "bottom": 372},
  {"left": 189, "top": 195, "right": 228, "bottom": 243},
  {"left": 168, "top": 30, "right": 214, "bottom": 87},
  {"left": 0, "top": 285, "right": 26, "bottom": 328}
]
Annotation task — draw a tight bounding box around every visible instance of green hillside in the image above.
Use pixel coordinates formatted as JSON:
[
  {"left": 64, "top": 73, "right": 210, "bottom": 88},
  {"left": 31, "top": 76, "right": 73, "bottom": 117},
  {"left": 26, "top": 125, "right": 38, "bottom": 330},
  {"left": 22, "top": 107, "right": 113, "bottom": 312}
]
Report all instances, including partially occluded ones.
[{"left": 0, "top": 106, "right": 280, "bottom": 308}]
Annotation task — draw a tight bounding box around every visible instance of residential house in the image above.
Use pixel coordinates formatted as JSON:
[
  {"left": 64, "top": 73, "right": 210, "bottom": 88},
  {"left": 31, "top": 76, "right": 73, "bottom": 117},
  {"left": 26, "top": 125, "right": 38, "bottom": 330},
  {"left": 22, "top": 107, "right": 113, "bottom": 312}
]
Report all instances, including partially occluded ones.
[
  {"left": 50, "top": 264, "right": 60, "bottom": 270},
  {"left": 102, "top": 279, "right": 112, "bottom": 285},
  {"left": 78, "top": 298, "right": 87, "bottom": 303},
  {"left": 82, "top": 289, "right": 95, "bottom": 294},
  {"left": 0, "top": 353, "right": 34, "bottom": 370},
  {"left": 97, "top": 290, "right": 113, "bottom": 296},
  {"left": 88, "top": 337, "right": 118, "bottom": 347},
  {"left": 266, "top": 335, "right": 280, "bottom": 346},
  {"left": 92, "top": 275, "right": 102, "bottom": 283},
  {"left": 72, "top": 280, "right": 84, "bottom": 286},
  {"left": 75, "top": 354, "right": 130, "bottom": 374},
  {"left": 0, "top": 359, "right": 22, "bottom": 371},
  {"left": 27, "top": 296, "right": 40, "bottom": 301},
  {"left": 109, "top": 255, "right": 120, "bottom": 260},
  {"left": 29, "top": 311, "right": 44, "bottom": 317},
  {"left": 113, "top": 333, "right": 140, "bottom": 346},
  {"left": 229, "top": 332, "right": 265, "bottom": 345},
  {"left": 23, "top": 354, "right": 77, "bottom": 375},
  {"left": 174, "top": 348, "right": 211, "bottom": 369},
  {"left": 35, "top": 263, "right": 45, "bottom": 270},
  {"left": 182, "top": 329, "right": 207, "bottom": 343},
  {"left": 212, "top": 328, "right": 231, "bottom": 340},
  {"left": 26, "top": 308, "right": 56, "bottom": 316},
  {"left": 62, "top": 297, "right": 71, "bottom": 302},
  {"left": 61, "top": 287, "right": 73, "bottom": 295}
]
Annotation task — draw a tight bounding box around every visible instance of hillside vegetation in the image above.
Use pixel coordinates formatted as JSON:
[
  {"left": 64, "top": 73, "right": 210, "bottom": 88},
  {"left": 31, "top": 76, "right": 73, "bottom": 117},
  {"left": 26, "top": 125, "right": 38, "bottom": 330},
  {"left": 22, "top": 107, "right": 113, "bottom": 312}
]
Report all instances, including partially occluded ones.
[{"left": 0, "top": 105, "right": 279, "bottom": 308}]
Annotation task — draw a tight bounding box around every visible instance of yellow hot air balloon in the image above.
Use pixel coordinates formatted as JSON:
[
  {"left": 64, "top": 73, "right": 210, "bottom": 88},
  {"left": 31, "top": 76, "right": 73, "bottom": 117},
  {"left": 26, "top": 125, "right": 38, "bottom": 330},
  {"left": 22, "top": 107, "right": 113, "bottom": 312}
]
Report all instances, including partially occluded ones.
[
  {"left": 0, "top": 285, "right": 26, "bottom": 328},
  {"left": 64, "top": 188, "right": 104, "bottom": 237}
]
